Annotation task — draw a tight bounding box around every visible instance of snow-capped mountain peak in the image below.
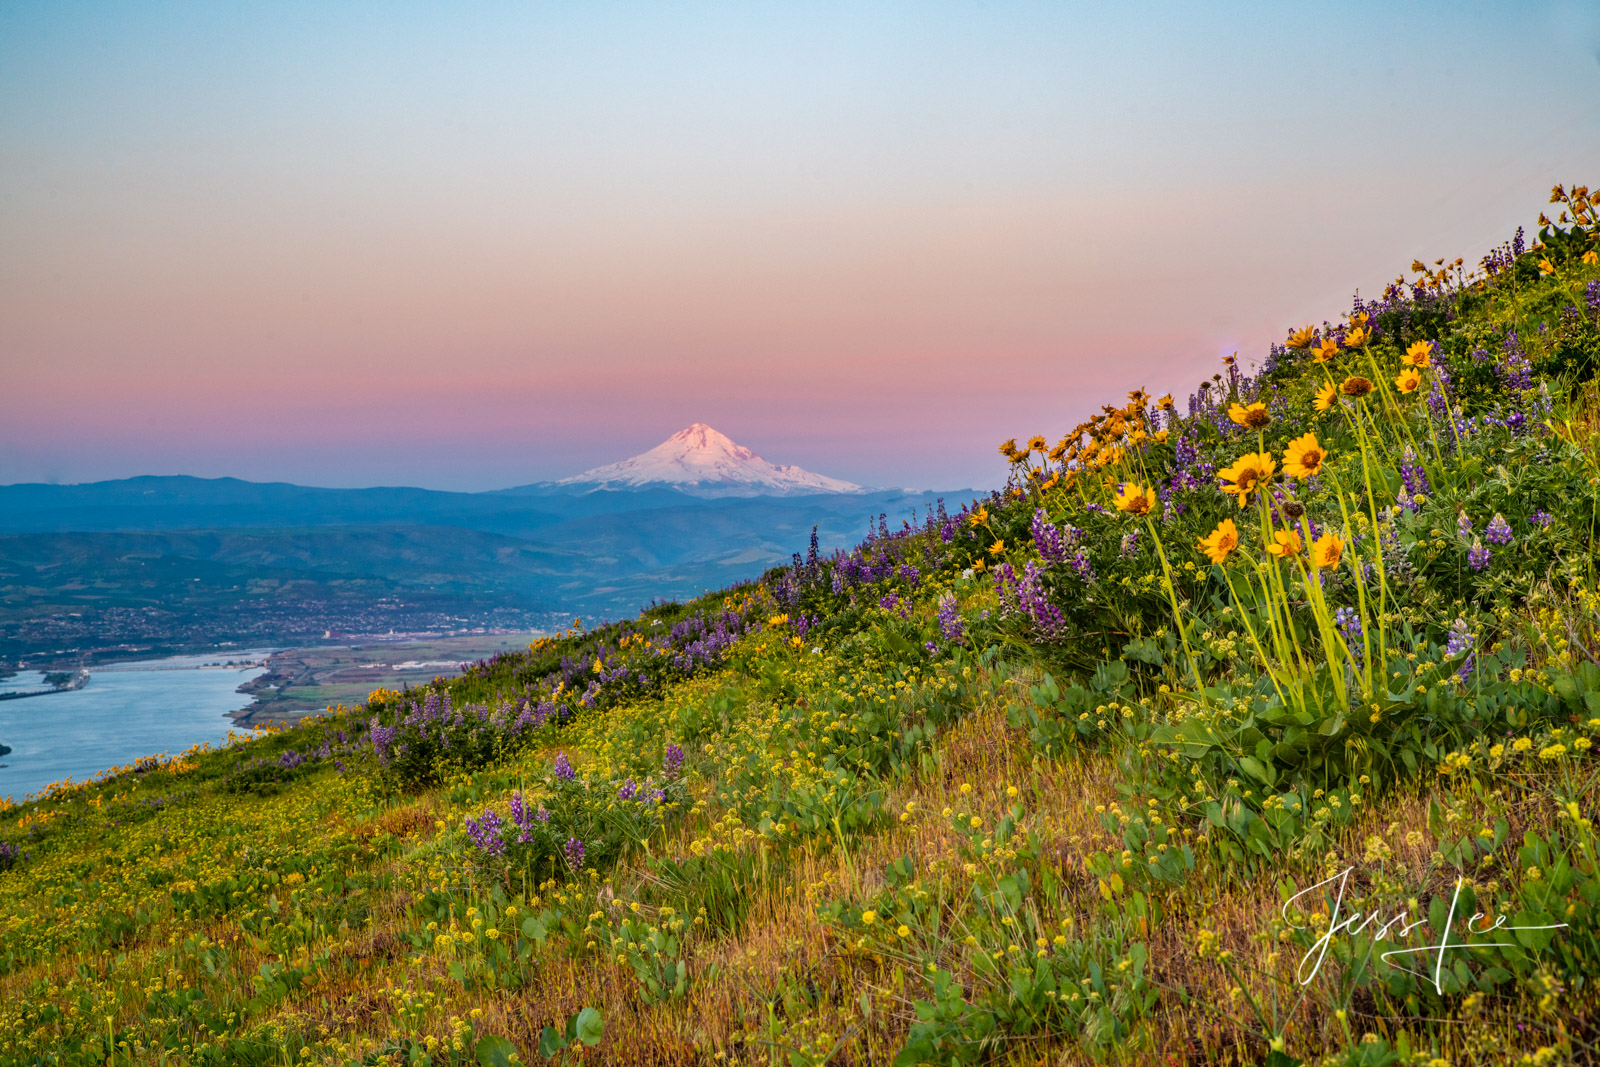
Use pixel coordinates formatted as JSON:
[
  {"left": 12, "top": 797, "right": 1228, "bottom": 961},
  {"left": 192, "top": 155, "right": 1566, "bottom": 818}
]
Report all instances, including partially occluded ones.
[{"left": 558, "top": 424, "right": 863, "bottom": 496}]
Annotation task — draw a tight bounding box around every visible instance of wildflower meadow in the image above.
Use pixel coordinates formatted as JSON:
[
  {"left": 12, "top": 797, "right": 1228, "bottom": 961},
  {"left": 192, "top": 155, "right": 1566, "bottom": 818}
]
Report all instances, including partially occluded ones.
[{"left": 3, "top": 186, "right": 1600, "bottom": 1065}]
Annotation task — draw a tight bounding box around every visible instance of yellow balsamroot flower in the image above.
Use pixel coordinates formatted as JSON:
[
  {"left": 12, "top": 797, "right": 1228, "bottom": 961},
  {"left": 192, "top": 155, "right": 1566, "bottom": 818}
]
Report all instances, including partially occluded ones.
[
  {"left": 1287, "top": 325, "right": 1317, "bottom": 349},
  {"left": 1583, "top": 249, "right": 1598, "bottom": 266},
  {"left": 1228, "top": 401, "right": 1272, "bottom": 429},
  {"left": 1339, "top": 376, "right": 1374, "bottom": 399},
  {"left": 1282, "top": 432, "right": 1328, "bottom": 479},
  {"left": 1266, "top": 529, "right": 1303, "bottom": 559},
  {"left": 1403, "top": 340, "right": 1433, "bottom": 368},
  {"left": 1395, "top": 367, "right": 1422, "bottom": 394},
  {"left": 989, "top": 539, "right": 1006, "bottom": 556},
  {"left": 1217, "top": 452, "right": 1276, "bottom": 508},
  {"left": 1026, "top": 434, "right": 1048, "bottom": 453},
  {"left": 969, "top": 505, "right": 988, "bottom": 526},
  {"left": 1314, "top": 381, "right": 1339, "bottom": 412},
  {"left": 1312, "top": 337, "right": 1339, "bottom": 364},
  {"left": 1343, "top": 325, "right": 1368, "bottom": 348},
  {"left": 1197, "top": 519, "right": 1240, "bottom": 564},
  {"left": 1310, "top": 531, "right": 1344, "bottom": 570},
  {"left": 1539, "top": 258, "right": 1555, "bottom": 276},
  {"left": 1113, "top": 482, "right": 1158, "bottom": 515}
]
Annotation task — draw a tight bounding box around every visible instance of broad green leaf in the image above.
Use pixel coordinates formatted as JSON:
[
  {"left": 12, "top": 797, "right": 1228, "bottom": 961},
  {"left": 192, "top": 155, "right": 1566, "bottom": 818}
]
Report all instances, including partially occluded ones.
[
  {"left": 574, "top": 1006, "right": 604, "bottom": 1046},
  {"left": 475, "top": 1035, "right": 517, "bottom": 1067}
]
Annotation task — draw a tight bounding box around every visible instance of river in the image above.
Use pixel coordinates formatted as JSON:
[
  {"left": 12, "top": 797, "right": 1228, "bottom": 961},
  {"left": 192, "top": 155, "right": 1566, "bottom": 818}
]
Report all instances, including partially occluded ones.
[{"left": 0, "top": 650, "right": 275, "bottom": 802}]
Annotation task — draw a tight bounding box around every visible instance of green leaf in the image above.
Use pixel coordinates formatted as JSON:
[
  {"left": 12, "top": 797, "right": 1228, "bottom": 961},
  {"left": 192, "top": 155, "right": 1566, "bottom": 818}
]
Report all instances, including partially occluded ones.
[
  {"left": 538, "top": 1024, "right": 567, "bottom": 1058},
  {"left": 522, "top": 916, "right": 547, "bottom": 942},
  {"left": 475, "top": 1035, "right": 517, "bottom": 1067},
  {"left": 574, "top": 1006, "right": 604, "bottom": 1046},
  {"left": 1238, "top": 756, "right": 1275, "bottom": 786}
]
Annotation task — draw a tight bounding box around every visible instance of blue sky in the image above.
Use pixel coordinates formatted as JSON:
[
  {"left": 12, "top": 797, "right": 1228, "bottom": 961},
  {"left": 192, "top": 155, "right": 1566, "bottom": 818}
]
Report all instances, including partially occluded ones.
[{"left": 3, "top": 1, "right": 1598, "bottom": 489}]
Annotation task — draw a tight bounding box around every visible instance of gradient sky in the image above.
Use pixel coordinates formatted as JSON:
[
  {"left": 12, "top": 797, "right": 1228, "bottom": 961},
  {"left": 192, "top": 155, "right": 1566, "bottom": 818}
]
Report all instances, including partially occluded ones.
[{"left": 4, "top": 1, "right": 1599, "bottom": 491}]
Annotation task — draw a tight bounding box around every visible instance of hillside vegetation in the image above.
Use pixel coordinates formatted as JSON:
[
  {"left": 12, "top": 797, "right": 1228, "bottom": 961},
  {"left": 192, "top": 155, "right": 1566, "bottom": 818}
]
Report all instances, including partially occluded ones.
[{"left": 3, "top": 187, "right": 1600, "bottom": 1066}]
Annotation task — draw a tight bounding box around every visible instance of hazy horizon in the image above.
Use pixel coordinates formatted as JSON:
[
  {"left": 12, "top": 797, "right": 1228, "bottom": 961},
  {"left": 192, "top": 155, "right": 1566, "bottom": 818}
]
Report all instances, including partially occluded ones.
[{"left": 5, "top": 1, "right": 1600, "bottom": 491}]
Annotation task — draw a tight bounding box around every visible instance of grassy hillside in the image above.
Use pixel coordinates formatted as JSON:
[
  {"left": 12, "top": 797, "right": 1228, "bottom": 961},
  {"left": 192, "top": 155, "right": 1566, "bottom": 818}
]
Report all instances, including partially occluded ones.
[{"left": 2, "top": 187, "right": 1599, "bottom": 1066}]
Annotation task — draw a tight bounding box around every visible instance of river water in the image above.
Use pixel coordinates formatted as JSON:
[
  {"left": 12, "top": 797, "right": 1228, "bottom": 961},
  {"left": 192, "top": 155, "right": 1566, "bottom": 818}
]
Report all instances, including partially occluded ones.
[{"left": 0, "top": 650, "right": 274, "bottom": 801}]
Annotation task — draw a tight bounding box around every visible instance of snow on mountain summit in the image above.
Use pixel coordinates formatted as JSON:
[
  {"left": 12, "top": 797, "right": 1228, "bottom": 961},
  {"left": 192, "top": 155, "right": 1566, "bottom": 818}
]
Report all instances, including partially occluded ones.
[{"left": 559, "top": 424, "right": 863, "bottom": 496}]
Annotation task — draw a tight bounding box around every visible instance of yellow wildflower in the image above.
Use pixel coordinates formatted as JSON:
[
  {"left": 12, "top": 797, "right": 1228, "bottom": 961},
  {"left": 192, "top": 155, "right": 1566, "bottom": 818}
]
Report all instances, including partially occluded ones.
[
  {"left": 1395, "top": 367, "right": 1422, "bottom": 394},
  {"left": 1197, "top": 519, "right": 1240, "bottom": 564},
  {"left": 1113, "top": 483, "right": 1158, "bottom": 516},
  {"left": 1310, "top": 531, "right": 1344, "bottom": 570},
  {"left": 1217, "top": 452, "right": 1276, "bottom": 508},
  {"left": 1403, "top": 340, "right": 1433, "bottom": 368},
  {"left": 1314, "top": 381, "right": 1338, "bottom": 412},
  {"left": 1228, "top": 401, "right": 1272, "bottom": 429},
  {"left": 1266, "top": 529, "right": 1303, "bottom": 559},
  {"left": 1282, "top": 432, "right": 1327, "bottom": 479}
]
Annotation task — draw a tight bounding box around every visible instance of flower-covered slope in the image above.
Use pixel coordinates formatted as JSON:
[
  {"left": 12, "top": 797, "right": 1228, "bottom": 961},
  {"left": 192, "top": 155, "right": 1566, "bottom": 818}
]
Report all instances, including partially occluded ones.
[{"left": 1, "top": 186, "right": 1599, "bottom": 1066}]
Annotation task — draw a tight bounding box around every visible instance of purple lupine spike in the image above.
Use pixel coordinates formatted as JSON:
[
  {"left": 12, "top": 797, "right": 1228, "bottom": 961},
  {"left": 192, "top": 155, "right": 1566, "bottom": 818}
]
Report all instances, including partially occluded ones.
[
  {"left": 563, "top": 837, "right": 587, "bottom": 869},
  {"left": 1031, "top": 509, "right": 1069, "bottom": 566},
  {"left": 664, "top": 744, "right": 685, "bottom": 778},
  {"left": 1069, "top": 549, "right": 1095, "bottom": 583},
  {"left": 1399, "top": 447, "right": 1429, "bottom": 499},
  {"left": 1467, "top": 539, "right": 1491, "bottom": 571},
  {"left": 1484, "top": 514, "right": 1513, "bottom": 545},
  {"left": 936, "top": 591, "right": 965, "bottom": 644},
  {"left": 465, "top": 809, "right": 507, "bottom": 857},
  {"left": 1444, "top": 618, "right": 1475, "bottom": 682},
  {"left": 553, "top": 753, "right": 575, "bottom": 781},
  {"left": 1333, "top": 607, "right": 1364, "bottom": 661}
]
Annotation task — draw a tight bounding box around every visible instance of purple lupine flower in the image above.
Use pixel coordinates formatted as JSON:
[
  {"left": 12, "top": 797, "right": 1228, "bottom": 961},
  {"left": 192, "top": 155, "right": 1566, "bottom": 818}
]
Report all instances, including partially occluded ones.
[
  {"left": 536, "top": 807, "right": 551, "bottom": 822},
  {"left": 899, "top": 563, "right": 921, "bottom": 586},
  {"left": 563, "top": 837, "right": 586, "bottom": 870},
  {"left": 879, "top": 592, "right": 901, "bottom": 614},
  {"left": 1017, "top": 560, "right": 1069, "bottom": 639},
  {"left": 1456, "top": 512, "right": 1474, "bottom": 541},
  {"left": 936, "top": 591, "right": 965, "bottom": 644},
  {"left": 1467, "top": 539, "right": 1491, "bottom": 571},
  {"left": 1333, "top": 607, "right": 1364, "bottom": 661},
  {"left": 1069, "top": 549, "right": 1095, "bottom": 583},
  {"left": 1031, "top": 509, "right": 1069, "bottom": 566},
  {"left": 1530, "top": 510, "right": 1553, "bottom": 527},
  {"left": 1400, "top": 447, "right": 1429, "bottom": 499},
  {"left": 992, "top": 563, "right": 1020, "bottom": 615},
  {"left": 664, "top": 743, "right": 685, "bottom": 778},
  {"left": 1500, "top": 332, "right": 1534, "bottom": 391},
  {"left": 618, "top": 778, "right": 639, "bottom": 801},
  {"left": 1119, "top": 529, "right": 1140, "bottom": 558},
  {"left": 369, "top": 719, "right": 397, "bottom": 766},
  {"left": 1586, "top": 280, "right": 1600, "bottom": 319},
  {"left": 1444, "top": 618, "right": 1476, "bottom": 682},
  {"left": 553, "top": 753, "right": 575, "bottom": 781},
  {"left": 277, "top": 749, "right": 305, "bottom": 770},
  {"left": 510, "top": 790, "right": 533, "bottom": 842},
  {"left": 465, "top": 809, "right": 507, "bottom": 857},
  {"left": 1484, "top": 514, "right": 1513, "bottom": 545}
]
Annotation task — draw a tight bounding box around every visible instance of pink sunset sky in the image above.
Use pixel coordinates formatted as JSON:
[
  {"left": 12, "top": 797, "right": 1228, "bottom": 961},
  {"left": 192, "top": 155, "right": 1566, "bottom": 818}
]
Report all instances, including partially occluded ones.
[{"left": 3, "top": 2, "right": 1600, "bottom": 491}]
